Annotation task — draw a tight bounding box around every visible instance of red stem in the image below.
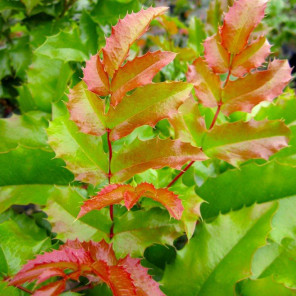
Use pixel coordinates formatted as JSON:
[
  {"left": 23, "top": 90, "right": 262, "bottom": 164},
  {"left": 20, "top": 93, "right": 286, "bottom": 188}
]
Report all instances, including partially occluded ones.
[
  {"left": 166, "top": 161, "right": 195, "bottom": 188},
  {"left": 107, "top": 129, "right": 114, "bottom": 239},
  {"left": 16, "top": 286, "right": 33, "bottom": 294}
]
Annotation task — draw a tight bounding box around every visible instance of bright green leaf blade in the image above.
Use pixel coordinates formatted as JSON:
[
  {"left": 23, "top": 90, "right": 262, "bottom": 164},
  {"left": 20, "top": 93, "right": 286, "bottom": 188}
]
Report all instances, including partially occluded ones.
[
  {"left": 198, "top": 161, "right": 296, "bottom": 219},
  {"left": 113, "top": 208, "right": 183, "bottom": 258},
  {"left": 35, "top": 28, "right": 89, "bottom": 62},
  {"left": 202, "top": 119, "right": 290, "bottom": 166},
  {"left": 0, "top": 112, "right": 49, "bottom": 153},
  {"left": 0, "top": 281, "right": 19, "bottom": 296},
  {"left": 236, "top": 277, "right": 296, "bottom": 296},
  {"left": 47, "top": 115, "right": 108, "bottom": 185},
  {"left": 161, "top": 203, "right": 277, "bottom": 296},
  {"left": 44, "top": 186, "right": 111, "bottom": 240}
]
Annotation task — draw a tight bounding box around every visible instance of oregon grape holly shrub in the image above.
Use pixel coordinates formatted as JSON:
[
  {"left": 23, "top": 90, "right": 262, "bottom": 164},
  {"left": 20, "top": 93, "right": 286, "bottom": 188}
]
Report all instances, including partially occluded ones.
[{"left": 1, "top": 0, "right": 296, "bottom": 295}]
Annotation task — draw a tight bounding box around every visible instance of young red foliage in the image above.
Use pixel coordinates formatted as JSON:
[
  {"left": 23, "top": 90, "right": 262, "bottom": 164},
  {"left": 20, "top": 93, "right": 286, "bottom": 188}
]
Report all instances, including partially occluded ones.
[
  {"left": 9, "top": 240, "right": 164, "bottom": 296},
  {"left": 78, "top": 182, "right": 183, "bottom": 220}
]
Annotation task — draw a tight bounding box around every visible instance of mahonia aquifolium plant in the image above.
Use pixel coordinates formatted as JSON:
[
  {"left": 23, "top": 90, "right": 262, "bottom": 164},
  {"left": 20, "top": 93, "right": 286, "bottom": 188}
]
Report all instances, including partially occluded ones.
[{"left": 8, "top": 0, "right": 292, "bottom": 295}]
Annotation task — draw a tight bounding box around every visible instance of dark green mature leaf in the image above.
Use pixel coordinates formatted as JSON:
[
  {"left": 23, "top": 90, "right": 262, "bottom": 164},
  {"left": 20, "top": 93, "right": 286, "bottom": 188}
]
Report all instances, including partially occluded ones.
[
  {"left": 47, "top": 115, "right": 108, "bottom": 185},
  {"left": 0, "top": 48, "right": 11, "bottom": 80},
  {"left": 44, "top": 186, "right": 111, "bottom": 241},
  {"left": 202, "top": 120, "right": 290, "bottom": 166},
  {"left": 35, "top": 28, "right": 89, "bottom": 62},
  {"left": 0, "top": 112, "right": 49, "bottom": 153},
  {"left": 198, "top": 161, "right": 296, "bottom": 219},
  {"left": 113, "top": 208, "right": 183, "bottom": 258},
  {"left": 18, "top": 55, "right": 72, "bottom": 113},
  {"left": 161, "top": 203, "right": 277, "bottom": 296}
]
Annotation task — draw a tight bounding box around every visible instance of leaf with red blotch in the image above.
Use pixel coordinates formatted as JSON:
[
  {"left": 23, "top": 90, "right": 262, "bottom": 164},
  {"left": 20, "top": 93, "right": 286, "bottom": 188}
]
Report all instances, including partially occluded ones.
[
  {"left": 102, "top": 6, "right": 168, "bottom": 78},
  {"left": 78, "top": 182, "right": 183, "bottom": 220},
  {"left": 9, "top": 240, "right": 163, "bottom": 296},
  {"left": 110, "top": 51, "right": 176, "bottom": 106},
  {"left": 202, "top": 119, "right": 290, "bottom": 166},
  {"left": 186, "top": 57, "right": 221, "bottom": 108},
  {"left": 169, "top": 97, "right": 206, "bottom": 147},
  {"left": 220, "top": 0, "right": 268, "bottom": 54},
  {"left": 83, "top": 54, "right": 110, "bottom": 96},
  {"left": 67, "top": 81, "right": 106, "bottom": 136},
  {"left": 204, "top": 34, "right": 229, "bottom": 74},
  {"left": 118, "top": 256, "right": 165, "bottom": 296},
  {"left": 222, "top": 59, "right": 292, "bottom": 115},
  {"left": 111, "top": 137, "right": 208, "bottom": 182},
  {"left": 231, "top": 37, "right": 271, "bottom": 77},
  {"left": 107, "top": 82, "right": 192, "bottom": 141}
]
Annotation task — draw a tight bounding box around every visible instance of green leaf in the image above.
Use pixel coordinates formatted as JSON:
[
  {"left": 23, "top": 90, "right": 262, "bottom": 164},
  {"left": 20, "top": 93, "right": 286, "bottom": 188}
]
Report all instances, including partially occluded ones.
[
  {"left": 0, "top": 281, "right": 19, "bottom": 296},
  {"left": 21, "top": 0, "right": 41, "bottom": 14},
  {"left": 113, "top": 208, "right": 183, "bottom": 258},
  {"left": 18, "top": 55, "right": 72, "bottom": 113},
  {"left": 35, "top": 28, "right": 90, "bottom": 62},
  {"left": 236, "top": 277, "right": 296, "bottom": 296},
  {"left": 202, "top": 120, "right": 290, "bottom": 166},
  {"left": 0, "top": 219, "right": 51, "bottom": 275},
  {"left": 198, "top": 161, "right": 296, "bottom": 219},
  {"left": 161, "top": 203, "right": 277, "bottom": 296},
  {"left": 44, "top": 186, "right": 111, "bottom": 241},
  {"left": 0, "top": 112, "right": 49, "bottom": 153},
  {"left": 188, "top": 17, "right": 206, "bottom": 55},
  {"left": 0, "top": 48, "right": 11, "bottom": 80},
  {"left": 47, "top": 115, "right": 108, "bottom": 185}
]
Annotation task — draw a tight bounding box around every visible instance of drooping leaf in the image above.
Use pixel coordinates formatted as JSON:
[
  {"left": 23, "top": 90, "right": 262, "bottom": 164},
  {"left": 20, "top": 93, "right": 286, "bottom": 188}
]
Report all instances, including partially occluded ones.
[
  {"left": 186, "top": 57, "right": 221, "bottom": 107},
  {"left": 231, "top": 37, "right": 271, "bottom": 77},
  {"left": 198, "top": 161, "right": 296, "bottom": 219},
  {"left": 220, "top": 0, "right": 268, "bottom": 54},
  {"left": 113, "top": 208, "right": 183, "bottom": 257},
  {"left": 83, "top": 54, "right": 110, "bottom": 97},
  {"left": 47, "top": 115, "right": 108, "bottom": 185},
  {"left": 202, "top": 119, "right": 290, "bottom": 165},
  {"left": 110, "top": 51, "right": 176, "bottom": 106},
  {"left": 161, "top": 203, "right": 277, "bottom": 296},
  {"left": 169, "top": 97, "right": 206, "bottom": 147},
  {"left": 111, "top": 137, "right": 207, "bottom": 182},
  {"left": 204, "top": 34, "right": 229, "bottom": 74},
  {"left": 10, "top": 239, "right": 164, "bottom": 296},
  {"left": 78, "top": 182, "right": 183, "bottom": 220},
  {"left": 102, "top": 6, "right": 168, "bottom": 78},
  {"left": 222, "top": 60, "right": 292, "bottom": 115}
]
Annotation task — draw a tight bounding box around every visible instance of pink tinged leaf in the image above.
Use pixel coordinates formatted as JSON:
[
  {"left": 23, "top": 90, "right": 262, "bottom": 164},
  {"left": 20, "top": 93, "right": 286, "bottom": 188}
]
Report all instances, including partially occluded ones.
[
  {"left": 36, "top": 269, "right": 65, "bottom": 284},
  {"left": 67, "top": 82, "right": 106, "bottom": 136},
  {"left": 231, "top": 36, "right": 271, "bottom": 77},
  {"left": 202, "top": 119, "right": 290, "bottom": 166},
  {"left": 110, "top": 51, "right": 176, "bottom": 106},
  {"left": 111, "top": 138, "right": 208, "bottom": 182},
  {"left": 107, "top": 82, "right": 192, "bottom": 141},
  {"left": 119, "top": 256, "right": 165, "bottom": 296},
  {"left": 32, "top": 280, "right": 66, "bottom": 296},
  {"left": 220, "top": 0, "right": 268, "bottom": 54},
  {"left": 83, "top": 54, "right": 110, "bottom": 96},
  {"left": 204, "top": 34, "right": 230, "bottom": 73},
  {"left": 103, "top": 6, "right": 169, "bottom": 78},
  {"left": 222, "top": 59, "right": 292, "bottom": 115},
  {"left": 86, "top": 240, "right": 117, "bottom": 266},
  {"left": 186, "top": 58, "right": 221, "bottom": 107},
  {"left": 135, "top": 183, "right": 183, "bottom": 220},
  {"left": 77, "top": 184, "right": 133, "bottom": 218}
]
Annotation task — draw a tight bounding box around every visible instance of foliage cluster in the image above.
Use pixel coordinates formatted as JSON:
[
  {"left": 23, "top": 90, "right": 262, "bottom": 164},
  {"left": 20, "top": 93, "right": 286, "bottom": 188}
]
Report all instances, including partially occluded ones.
[{"left": 0, "top": 0, "right": 296, "bottom": 295}]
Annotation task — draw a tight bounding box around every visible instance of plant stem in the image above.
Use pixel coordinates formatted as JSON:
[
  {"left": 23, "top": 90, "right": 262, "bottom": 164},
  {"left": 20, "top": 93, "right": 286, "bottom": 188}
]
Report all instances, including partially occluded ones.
[
  {"left": 16, "top": 286, "right": 33, "bottom": 294},
  {"left": 166, "top": 161, "right": 195, "bottom": 188},
  {"left": 107, "top": 129, "right": 114, "bottom": 239}
]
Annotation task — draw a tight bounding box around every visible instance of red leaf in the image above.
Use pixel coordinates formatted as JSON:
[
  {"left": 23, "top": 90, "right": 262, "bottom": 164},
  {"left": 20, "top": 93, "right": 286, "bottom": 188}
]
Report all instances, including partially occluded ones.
[
  {"left": 204, "top": 34, "right": 229, "bottom": 74},
  {"left": 83, "top": 54, "right": 110, "bottom": 96},
  {"left": 102, "top": 7, "right": 168, "bottom": 78},
  {"left": 110, "top": 51, "right": 176, "bottom": 106},
  {"left": 220, "top": 0, "right": 268, "bottom": 54},
  {"left": 10, "top": 240, "right": 163, "bottom": 296},
  {"left": 78, "top": 183, "right": 184, "bottom": 220}
]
